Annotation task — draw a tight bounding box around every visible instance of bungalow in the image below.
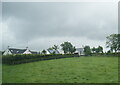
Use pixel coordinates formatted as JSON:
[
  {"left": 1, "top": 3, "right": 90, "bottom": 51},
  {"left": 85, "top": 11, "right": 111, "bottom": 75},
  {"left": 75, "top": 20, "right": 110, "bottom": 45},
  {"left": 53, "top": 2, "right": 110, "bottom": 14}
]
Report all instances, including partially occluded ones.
[
  {"left": 47, "top": 49, "right": 60, "bottom": 54},
  {"left": 30, "top": 51, "right": 38, "bottom": 54},
  {"left": 75, "top": 48, "right": 84, "bottom": 56},
  {"left": 3, "top": 47, "right": 38, "bottom": 55}
]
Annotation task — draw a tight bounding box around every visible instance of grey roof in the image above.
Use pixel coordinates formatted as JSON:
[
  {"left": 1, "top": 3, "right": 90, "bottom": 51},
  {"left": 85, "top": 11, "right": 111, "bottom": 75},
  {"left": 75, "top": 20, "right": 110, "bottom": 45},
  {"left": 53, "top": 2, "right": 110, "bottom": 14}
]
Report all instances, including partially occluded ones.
[
  {"left": 9, "top": 48, "right": 27, "bottom": 54},
  {"left": 76, "top": 48, "right": 84, "bottom": 51},
  {"left": 47, "top": 49, "right": 59, "bottom": 54}
]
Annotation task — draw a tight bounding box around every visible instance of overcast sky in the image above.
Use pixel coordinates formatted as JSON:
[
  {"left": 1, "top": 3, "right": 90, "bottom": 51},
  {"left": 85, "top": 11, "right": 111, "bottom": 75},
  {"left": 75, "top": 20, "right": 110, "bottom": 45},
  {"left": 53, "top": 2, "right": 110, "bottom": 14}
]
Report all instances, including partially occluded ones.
[{"left": 1, "top": 2, "right": 118, "bottom": 52}]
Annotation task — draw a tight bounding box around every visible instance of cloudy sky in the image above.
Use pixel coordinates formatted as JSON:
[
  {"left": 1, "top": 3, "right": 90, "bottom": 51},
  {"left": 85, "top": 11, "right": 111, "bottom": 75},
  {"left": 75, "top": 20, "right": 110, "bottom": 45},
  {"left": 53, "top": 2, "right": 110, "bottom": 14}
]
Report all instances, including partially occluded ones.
[{"left": 1, "top": 1, "right": 118, "bottom": 52}]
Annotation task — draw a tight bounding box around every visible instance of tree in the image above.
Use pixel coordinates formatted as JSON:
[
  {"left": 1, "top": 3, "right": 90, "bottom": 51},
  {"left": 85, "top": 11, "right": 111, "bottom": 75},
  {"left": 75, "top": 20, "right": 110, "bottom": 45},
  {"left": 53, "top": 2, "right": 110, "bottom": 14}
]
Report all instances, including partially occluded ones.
[
  {"left": 52, "top": 45, "right": 59, "bottom": 50},
  {"left": 107, "top": 50, "right": 111, "bottom": 53},
  {"left": 106, "top": 34, "right": 120, "bottom": 53},
  {"left": 98, "top": 46, "right": 103, "bottom": 53},
  {"left": 95, "top": 48, "right": 99, "bottom": 53},
  {"left": 47, "top": 45, "right": 59, "bottom": 54},
  {"left": 70, "top": 46, "right": 76, "bottom": 54},
  {"left": 60, "top": 41, "right": 76, "bottom": 54},
  {"left": 41, "top": 50, "right": 47, "bottom": 55},
  {"left": 48, "top": 47, "right": 53, "bottom": 50},
  {"left": 92, "top": 46, "right": 103, "bottom": 53},
  {"left": 84, "top": 46, "right": 91, "bottom": 55},
  {"left": 91, "top": 47, "right": 96, "bottom": 53}
]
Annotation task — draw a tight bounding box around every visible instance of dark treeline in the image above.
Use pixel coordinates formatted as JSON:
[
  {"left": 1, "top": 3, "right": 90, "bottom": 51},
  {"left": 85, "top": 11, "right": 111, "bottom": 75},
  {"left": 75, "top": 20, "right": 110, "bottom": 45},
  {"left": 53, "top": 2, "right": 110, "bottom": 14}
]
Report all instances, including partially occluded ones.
[{"left": 83, "top": 34, "right": 120, "bottom": 56}]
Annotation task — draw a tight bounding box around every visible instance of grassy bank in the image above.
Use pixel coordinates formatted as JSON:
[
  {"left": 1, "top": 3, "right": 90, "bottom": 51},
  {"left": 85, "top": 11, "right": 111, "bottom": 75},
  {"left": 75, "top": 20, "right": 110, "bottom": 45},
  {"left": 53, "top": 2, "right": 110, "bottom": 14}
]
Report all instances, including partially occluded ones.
[{"left": 2, "top": 56, "right": 118, "bottom": 83}]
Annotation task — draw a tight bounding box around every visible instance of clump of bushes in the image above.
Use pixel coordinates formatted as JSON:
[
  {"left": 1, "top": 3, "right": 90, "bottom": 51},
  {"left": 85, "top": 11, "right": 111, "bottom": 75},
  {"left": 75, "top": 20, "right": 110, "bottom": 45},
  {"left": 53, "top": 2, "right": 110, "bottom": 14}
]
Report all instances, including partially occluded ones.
[{"left": 2, "top": 54, "right": 79, "bottom": 65}]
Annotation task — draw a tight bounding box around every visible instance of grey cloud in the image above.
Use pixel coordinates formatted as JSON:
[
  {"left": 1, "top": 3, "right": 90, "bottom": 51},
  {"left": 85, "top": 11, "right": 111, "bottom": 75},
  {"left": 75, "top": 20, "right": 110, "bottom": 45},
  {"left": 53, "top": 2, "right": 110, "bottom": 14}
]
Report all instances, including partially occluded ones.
[{"left": 2, "top": 2, "right": 118, "bottom": 50}]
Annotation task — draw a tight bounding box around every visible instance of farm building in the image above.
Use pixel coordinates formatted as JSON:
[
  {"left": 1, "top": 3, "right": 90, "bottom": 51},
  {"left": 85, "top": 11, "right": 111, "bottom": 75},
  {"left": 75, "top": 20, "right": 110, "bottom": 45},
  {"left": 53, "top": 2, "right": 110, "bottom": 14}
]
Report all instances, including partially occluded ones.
[
  {"left": 47, "top": 49, "right": 60, "bottom": 54},
  {"left": 75, "top": 48, "right": 84, "bottom": 56},
  {"left": 3, "top": 46, "right": 38, "bottom": 55}
]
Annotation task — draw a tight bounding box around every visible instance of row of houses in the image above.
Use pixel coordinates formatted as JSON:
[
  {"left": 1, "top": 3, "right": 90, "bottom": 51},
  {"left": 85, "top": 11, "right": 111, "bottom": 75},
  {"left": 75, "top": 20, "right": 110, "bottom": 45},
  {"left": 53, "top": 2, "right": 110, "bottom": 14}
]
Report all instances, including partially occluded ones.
[{"left": 2, "top": 46, "right": 84, "bottom": 55}]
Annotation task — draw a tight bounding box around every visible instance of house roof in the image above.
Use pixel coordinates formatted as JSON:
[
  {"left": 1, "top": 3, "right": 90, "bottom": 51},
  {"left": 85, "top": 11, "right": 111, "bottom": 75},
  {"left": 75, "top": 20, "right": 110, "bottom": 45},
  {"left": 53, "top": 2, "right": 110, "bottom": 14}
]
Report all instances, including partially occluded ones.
[
  {"left": 76, "top": 48, "right": 84, "bottom": 51},
  {"left": 47, "top": 49, "right": 59, "bottom": 54},
  {"left": 30, "top": 51, "right": 38, "bottom": 54},
  {"left": 8, "top": 48, "right": 27, "bottom": 54}
]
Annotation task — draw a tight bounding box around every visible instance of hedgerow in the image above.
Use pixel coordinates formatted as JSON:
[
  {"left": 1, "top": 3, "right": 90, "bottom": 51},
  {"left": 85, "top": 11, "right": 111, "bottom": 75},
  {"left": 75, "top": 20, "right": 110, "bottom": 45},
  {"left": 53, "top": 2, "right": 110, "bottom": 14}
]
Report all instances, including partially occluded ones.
[{"left": 2, "top": 54, "right": 79, "bottom": 65}]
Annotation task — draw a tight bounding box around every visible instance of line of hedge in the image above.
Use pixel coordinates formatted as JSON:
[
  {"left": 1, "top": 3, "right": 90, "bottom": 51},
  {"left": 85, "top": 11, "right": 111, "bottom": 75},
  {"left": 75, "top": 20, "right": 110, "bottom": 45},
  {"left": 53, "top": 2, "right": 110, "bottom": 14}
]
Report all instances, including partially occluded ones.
[
  {"left": 105, "top": 52, "right": 120, "bottom": 56},
  {"left": 2, "top": 54, "right": 79, "bottom": 65},
  {"left": 91, "top": 52, "right": 120, "bottom": 57}
]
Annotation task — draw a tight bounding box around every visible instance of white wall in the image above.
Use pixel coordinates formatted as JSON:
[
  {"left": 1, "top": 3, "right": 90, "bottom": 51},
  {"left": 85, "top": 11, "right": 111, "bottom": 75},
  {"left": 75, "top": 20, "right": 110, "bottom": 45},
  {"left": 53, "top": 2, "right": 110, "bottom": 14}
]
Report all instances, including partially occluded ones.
[
  {"left": 23, "top": 49, "right": 32, "bottom": 54},
  {"left": 46, "top": 50, "right": 50, "bottom": 54},
  {"left": 3, "top": 49, "right": 12, "bottom": 55}
]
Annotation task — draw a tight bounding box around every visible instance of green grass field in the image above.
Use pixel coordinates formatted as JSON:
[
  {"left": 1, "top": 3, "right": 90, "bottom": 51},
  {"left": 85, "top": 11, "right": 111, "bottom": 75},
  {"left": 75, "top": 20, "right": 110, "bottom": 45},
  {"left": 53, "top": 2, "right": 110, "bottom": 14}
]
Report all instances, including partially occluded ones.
[{"left": 2, "top": 56, "right": 118, "bottom": 83}]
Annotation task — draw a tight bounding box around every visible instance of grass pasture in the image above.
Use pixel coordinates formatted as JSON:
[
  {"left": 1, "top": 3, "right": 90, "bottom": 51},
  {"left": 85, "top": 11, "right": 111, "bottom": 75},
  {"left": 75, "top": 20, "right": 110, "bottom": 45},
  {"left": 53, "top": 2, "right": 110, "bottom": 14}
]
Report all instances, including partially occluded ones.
[{"left": 2, "top": 56, "right": 118, "bottom": 83}]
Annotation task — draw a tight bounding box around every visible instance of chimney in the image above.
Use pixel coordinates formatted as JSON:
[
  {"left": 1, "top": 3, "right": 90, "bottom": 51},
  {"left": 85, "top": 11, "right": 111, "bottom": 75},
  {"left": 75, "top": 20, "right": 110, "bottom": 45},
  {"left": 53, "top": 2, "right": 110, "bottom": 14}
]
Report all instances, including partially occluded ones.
[
  {"left": 26, "top": 46, "right": 28, "bottom": 50},
  {"left": 8, "top": 46, "right": 10, "bottom": 49}
]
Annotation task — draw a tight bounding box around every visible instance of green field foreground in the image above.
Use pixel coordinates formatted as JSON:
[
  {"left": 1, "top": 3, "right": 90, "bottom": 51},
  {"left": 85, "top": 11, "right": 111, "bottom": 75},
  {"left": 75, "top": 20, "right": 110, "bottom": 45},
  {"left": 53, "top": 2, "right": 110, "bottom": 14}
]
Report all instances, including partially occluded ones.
[{"left": 2, "top": 56, "right": 118, "bottom": 83}]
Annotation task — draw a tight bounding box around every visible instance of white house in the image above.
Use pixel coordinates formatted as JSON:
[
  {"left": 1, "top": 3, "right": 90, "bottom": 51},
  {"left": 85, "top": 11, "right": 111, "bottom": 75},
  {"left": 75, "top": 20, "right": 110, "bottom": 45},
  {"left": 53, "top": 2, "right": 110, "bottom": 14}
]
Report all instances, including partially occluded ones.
[
  {"left": 47, "top": 49, "right": 60, "bottom": 54},
  {"left": 57, "top": 49, "right": 64, "bottom": 54},
  {"left": 3, "top": 47, "right": 38, "bottom": 55},
  {"left": 75, "top": 48, "right": 84, "bottom": 56}
]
